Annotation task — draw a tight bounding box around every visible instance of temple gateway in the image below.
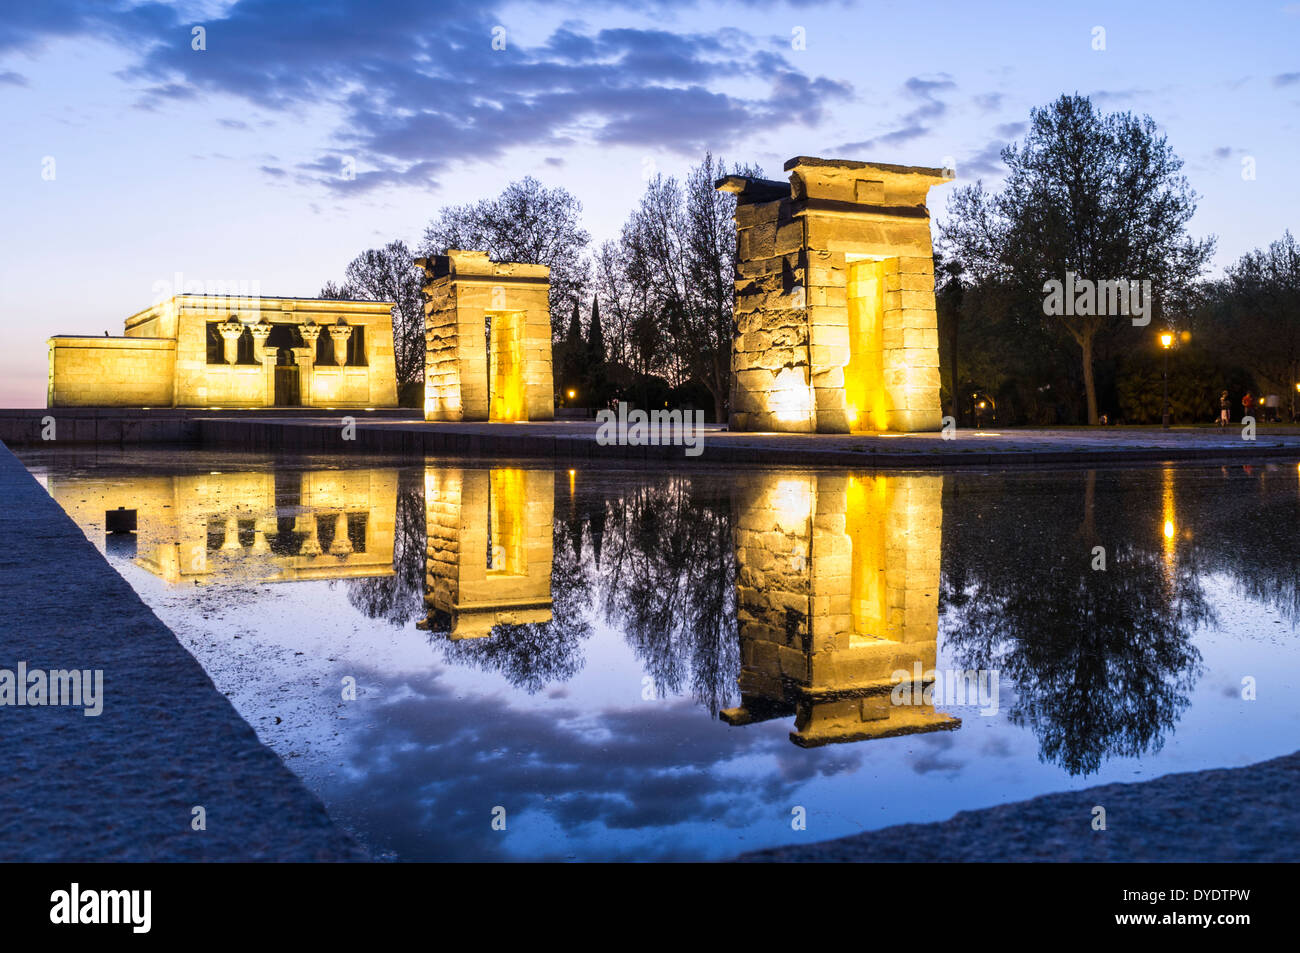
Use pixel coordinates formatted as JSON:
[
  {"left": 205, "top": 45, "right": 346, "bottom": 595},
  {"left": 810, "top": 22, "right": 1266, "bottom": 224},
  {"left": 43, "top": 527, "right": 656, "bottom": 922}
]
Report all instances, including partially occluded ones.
[
  {"left": 47, "top": 294, "right": 400, "bottom": 408},
  {"left": 718, "top": 156, "right": 952, "bottom": 433}
]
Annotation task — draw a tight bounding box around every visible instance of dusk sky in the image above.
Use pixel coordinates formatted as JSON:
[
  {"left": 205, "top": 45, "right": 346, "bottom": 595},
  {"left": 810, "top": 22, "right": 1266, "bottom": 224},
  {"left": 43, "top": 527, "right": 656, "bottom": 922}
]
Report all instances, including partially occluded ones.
[{"left": 2, "top": 0, "right": 1297, "bottom": 407}]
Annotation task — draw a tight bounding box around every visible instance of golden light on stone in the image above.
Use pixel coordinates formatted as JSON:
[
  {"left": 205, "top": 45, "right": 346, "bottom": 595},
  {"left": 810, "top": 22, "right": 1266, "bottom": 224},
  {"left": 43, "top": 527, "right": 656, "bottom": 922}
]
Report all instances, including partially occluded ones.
[
  {"left": 718, "top": 157, "right": 952, "bottom": 434},
  {"left": 416, "top": 251, "right": 554, "bottom": 423},
  {"left": 722, "top": 470, "right": 957, "bottom": 746},
  {"left": 47, "top": 467, "right": 399, "bottom": 584},
  {"left": 47, "top": 294, "right": 399, "bottom": 408},
  {"left": 423, "top": 467, "right": 554, "bottom": 639}
]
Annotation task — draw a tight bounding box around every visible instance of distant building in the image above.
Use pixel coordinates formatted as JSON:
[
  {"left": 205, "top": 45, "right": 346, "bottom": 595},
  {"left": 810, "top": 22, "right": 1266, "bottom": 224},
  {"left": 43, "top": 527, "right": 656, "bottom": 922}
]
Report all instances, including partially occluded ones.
[{"left": 47, "top": 293, "right": 399, "bottom": 408}]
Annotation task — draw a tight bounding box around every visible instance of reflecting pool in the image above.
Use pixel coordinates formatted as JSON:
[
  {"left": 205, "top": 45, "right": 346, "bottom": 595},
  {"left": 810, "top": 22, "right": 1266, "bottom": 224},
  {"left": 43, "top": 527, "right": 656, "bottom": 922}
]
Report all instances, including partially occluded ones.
[{"left": 19, "top": 449, "right": 1300, "bottom": 860}]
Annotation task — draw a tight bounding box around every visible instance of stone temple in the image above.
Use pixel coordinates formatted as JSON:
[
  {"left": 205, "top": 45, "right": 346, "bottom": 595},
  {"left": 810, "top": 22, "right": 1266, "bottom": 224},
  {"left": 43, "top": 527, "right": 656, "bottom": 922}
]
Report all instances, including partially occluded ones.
[
  {"left": 415, "top": 251, "right": 555, "bottom": 423},
  {"left": 47, "top": 293, "right": 399, "bottom": 408},
  {"left": 717, "top": 156, "right": 952, "bottom": 433}
]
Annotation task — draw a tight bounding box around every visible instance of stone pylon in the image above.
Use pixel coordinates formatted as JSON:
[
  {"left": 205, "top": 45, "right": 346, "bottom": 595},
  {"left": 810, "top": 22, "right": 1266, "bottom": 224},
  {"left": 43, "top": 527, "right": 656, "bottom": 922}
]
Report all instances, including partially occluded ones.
[
  {"left": 415, "top": 250, "right": 554, "bottom": 422},
  {"left": 424, "top": 467, "right": 554, "bottom": 639},
  {"left": 717, "top": 157, "right": 952, "bottom": 433},
  {"left": 721, "top": 470, "right": 958, "bottom": 747}
]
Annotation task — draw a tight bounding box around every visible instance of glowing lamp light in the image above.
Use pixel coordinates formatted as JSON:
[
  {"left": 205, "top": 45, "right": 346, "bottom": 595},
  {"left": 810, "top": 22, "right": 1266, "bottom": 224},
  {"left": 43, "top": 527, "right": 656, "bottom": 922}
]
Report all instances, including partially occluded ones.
[
  {"left": 1160, "top": 333, "right": 1173, "bottom": 349},
  {"left": 1164, "top": 520, "right": 1175, "bottom": 540},
  {"left": 566, "top": 389, "right": 576, "bottom": 399}
]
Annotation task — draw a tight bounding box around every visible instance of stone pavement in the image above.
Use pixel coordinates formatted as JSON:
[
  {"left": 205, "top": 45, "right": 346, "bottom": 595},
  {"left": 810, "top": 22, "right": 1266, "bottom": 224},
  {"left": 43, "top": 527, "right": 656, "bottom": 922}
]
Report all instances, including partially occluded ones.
[
  {"left": 190, "top": 415, "right": 1300, "bottom": 468},
  {"left": 0, "top": 441, "right": 365, "bottom": 861},
  {"left": 738, "top": 749, "right": 1300, "bottom": 862}
]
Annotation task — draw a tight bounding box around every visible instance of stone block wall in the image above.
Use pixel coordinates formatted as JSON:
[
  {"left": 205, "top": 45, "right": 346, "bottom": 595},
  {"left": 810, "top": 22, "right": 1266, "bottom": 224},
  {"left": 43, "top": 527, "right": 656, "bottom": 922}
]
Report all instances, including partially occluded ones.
[
  {"left": 720, "top": 157, "right": 951, "bottom": 433},
  {"left": 48, "top": 337, "right": 176, "bottom": 407},
  {"left": 416, "top": 251, "right": 553, "bottom": 422},
  {"left": 424, "top": 467, "right": 554, "bottom": 639},
  {"left": 722, "top": 470, "right": 957, "bottom": 746}
]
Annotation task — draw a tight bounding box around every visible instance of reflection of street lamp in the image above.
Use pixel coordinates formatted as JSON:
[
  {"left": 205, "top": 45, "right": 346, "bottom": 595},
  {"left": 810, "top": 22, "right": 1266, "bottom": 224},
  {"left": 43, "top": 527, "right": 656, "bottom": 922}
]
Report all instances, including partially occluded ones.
[{"left": 1160, "top": 332, "right": 1174, "bottom": 429}]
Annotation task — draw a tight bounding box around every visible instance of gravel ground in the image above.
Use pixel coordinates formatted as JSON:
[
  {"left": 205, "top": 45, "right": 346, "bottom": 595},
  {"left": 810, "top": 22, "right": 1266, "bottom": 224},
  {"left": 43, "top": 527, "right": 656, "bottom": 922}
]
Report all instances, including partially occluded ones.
[
  {"left": 737, "top": 749, "right": 1300, "bottom": 862},
  {"left": 0, "top": 442, "right": 365, "bottom": 861}
]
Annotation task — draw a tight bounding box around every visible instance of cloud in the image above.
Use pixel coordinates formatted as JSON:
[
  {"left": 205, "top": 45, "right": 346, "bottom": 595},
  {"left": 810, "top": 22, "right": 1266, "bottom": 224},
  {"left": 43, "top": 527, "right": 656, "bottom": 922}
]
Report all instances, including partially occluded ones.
[
  {"left": 960, "top": 138, "right": 1010, "bottom": 178},
  {"left": 1089, "top": 87, "right": 1153, "bottom": 104},
  {"left": 0, "top": 70, "right": 27, "bottom": 87},
  {"left": 315, "top": 665, "right": 824, "bottom": 860},
  {"left": 1273, "top": 72, "right": 1300, "bottom": 87},
  {"left": 901, "top": 74, "right": 957, "bottom": 123},
  {"left": 7, "top": 0, "right": 850, "bottom": 194},
  {"left": 835, "top": 73, "right": 955, "bottom": 152}
]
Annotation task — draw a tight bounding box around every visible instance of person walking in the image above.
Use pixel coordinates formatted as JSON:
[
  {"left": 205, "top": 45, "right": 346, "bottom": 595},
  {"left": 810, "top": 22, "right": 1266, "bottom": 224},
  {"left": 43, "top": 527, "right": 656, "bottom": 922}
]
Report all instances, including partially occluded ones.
[
  {"left": 1219, "top": 391, "right": 1230, "bottom": 427},
  {"left": 1242, "top": 391, "right": 1255, "bottom": 421}
]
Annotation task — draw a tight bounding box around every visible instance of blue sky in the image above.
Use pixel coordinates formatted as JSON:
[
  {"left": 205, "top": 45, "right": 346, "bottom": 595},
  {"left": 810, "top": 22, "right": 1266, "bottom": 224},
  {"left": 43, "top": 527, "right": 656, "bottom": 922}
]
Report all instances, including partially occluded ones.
[{"left": 2, "top": 0, "right": 1297, "bottom": 406}]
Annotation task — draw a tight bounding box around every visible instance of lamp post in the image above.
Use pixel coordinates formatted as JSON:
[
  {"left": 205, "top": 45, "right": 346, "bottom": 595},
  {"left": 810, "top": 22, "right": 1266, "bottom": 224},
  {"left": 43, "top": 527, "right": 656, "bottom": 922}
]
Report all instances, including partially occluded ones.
[{"left": 1160, "top": 333, "right": 1173, "bottom": 428}]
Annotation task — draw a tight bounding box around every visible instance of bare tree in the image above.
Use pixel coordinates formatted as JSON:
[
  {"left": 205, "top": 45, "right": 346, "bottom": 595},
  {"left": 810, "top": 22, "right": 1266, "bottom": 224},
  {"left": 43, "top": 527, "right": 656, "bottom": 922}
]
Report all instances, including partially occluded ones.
[
  {"left": 421, "top": 176, "right": 591, "bottom": 341},
  {"left": 619, "top": 154, "right": 761, "bottom": 419},
  {"left": 326, "top": 240, "right": 426, "bottom": 387}
]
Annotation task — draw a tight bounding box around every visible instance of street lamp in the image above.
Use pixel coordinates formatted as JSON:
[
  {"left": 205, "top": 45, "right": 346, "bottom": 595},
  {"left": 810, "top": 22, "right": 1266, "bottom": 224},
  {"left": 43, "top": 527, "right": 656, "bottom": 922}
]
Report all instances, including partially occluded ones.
[{"left": 1160, "top": 333, "right": 1174, "bottom": 429}]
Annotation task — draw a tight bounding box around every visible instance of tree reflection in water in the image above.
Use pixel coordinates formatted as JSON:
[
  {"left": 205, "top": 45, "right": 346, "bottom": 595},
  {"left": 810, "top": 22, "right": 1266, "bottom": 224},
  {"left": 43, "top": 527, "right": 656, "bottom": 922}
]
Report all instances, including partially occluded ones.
[
  {"left": 940, "top": 469, "right": 1211, "bottom": 776},
  {"left": 338, "top": 462, "right": 1300, "bottom": 777},
  {"left": 595, "top": 476, "right": 737, "bottom": 715},
  {"left": 345, "top": 467, "right": 426, "bottom": 627}
]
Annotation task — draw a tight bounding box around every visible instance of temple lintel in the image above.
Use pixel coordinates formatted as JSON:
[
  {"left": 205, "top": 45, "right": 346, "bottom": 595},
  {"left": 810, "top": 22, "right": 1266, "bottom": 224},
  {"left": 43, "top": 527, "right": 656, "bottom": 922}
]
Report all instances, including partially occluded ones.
[{"left": 715, "top": 175, "right": 792, "bottom": 204}]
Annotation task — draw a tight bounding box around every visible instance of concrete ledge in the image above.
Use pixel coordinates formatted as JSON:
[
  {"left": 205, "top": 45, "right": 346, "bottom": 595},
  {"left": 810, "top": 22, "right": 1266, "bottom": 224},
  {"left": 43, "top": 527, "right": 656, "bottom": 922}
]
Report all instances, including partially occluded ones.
[
  {"left": 736, "top": 749, "right": 1300, "bottom": 862},
  {"left": 5, "top": 409, "right": 1300, "bottom": 469},
  {"left": 0, "top": 440, "right": 365, "bottom": 861}
]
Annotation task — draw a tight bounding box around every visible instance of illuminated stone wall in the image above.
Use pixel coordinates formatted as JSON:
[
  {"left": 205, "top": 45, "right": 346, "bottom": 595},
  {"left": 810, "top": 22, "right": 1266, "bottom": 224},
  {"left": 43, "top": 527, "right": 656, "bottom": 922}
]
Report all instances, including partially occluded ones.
[
  {"left": 416, "top": 250, "right": 554, "bottom": 422},
  {"left": 47, "top": 467, "right": 399, "bottom": 584},
  {"left": 48, "top": 294, "right": 400, "bottom": 408},
  {"left": 718, "top": 157, "right": 951, "bottom": 433},
  {"left": 47, "top": 337, "right": 176, "bottom": 407},
  {"left": 424, "top": 467, "right": 554, "bottom": 639},
  {"left": 722, "top": 470, "right": 957, "bottom": 746}
]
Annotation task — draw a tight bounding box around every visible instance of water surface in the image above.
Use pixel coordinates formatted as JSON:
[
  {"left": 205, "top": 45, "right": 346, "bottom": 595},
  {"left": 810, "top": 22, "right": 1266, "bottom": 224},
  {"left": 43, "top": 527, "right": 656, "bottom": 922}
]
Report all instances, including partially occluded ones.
[{"left": 20, "top": 449, "right": 1300, "bottom": 860}]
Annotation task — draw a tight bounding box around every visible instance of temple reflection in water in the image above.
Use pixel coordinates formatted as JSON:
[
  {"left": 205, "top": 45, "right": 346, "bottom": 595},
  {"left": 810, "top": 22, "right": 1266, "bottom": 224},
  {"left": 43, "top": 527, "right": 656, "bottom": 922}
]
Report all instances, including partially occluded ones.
[
  {"left": 722, "top": 472, "right": 959, "bottom": 746},
  {"left": 423, "top": 468, "right": 554, "bottom": 639},
  {"left": 48, "top": 468, "right": 399, "bottom": 584}
]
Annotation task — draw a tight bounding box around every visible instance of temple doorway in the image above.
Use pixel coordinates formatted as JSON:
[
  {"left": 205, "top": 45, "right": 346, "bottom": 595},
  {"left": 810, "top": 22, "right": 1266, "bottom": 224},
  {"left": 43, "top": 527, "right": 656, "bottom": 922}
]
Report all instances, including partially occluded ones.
[
  {"left": 486, "top": 310, "right": 526, "bottom": 422},
  {"left": 274, "top": 348, "right": 301, "bottom": 406}
]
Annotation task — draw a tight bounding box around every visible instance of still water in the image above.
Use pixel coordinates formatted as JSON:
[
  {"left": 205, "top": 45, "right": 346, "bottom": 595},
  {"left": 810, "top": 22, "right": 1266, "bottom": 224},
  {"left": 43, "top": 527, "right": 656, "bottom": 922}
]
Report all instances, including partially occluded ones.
[{"left": 19, "top": 449, "right": 1300, "bottom": 860}]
